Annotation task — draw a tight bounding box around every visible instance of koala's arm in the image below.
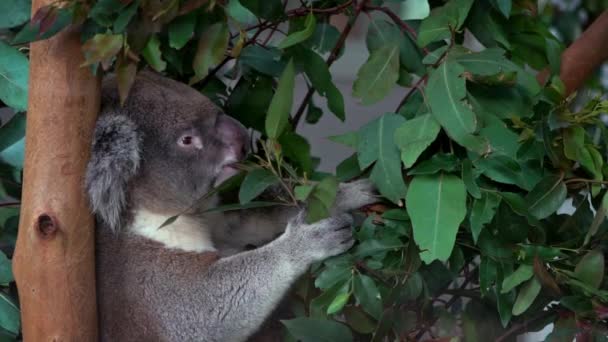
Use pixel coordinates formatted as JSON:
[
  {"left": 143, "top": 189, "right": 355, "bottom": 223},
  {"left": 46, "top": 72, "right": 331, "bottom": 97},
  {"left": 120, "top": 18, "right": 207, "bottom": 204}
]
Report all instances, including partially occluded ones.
[
  {"left": 185, "top": 213, "right": 353, "bottom": 342},
  {"left": 217, "top": 179, "right": 378, "bottom": 254}
]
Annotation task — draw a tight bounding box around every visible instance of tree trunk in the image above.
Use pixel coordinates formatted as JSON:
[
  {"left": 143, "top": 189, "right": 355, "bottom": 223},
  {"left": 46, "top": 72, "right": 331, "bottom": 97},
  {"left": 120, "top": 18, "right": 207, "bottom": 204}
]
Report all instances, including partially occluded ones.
[
  {"left": 11, "top": 0, "right": 101, "bottom": 340},
  {"left": 561, "top": 10, "right": 608, "bottom": 95}
]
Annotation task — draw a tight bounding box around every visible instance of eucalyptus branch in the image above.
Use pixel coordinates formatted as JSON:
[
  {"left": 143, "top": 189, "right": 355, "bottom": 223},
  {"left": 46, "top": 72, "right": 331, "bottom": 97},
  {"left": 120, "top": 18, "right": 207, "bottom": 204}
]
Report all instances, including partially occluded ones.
[
  {"left": 291, "top": 0, "right": 368, "bottom": 128},
  {"left": 363, "top": 5, "right": 422, "bottom": 43},
  {"left": 395, "top": 74, "right": 427, "bottom": 113},
  {"left": 287, "top": 0, "right": 354, "bottom": 17},
  {"left": 0, "top": 202, "right": 20, "bottom": 207},
  {"left": 495, "top": 309, "right": 557, "bottom": 342}
]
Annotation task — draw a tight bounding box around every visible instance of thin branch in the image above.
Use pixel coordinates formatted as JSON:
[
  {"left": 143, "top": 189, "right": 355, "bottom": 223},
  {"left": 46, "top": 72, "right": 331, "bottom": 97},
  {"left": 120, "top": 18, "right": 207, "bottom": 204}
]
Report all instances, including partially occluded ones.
[
  {"left": 0, "top": 202, "right": 20, "bottom": 207},
  {"left": 363, "top": 5, "right": 418, "bottom": 40},
  {"left": 291, "top": 0, "right": 367, "bottom": 128},
  {"left": 286, "top": 0, "right": 354, "bottom": 17},
  {"left": 495, "top": 309, "right": 557, "bottom": 342},
  {"left": 395, "top": 75, "right": 427, "bottom": 113}
]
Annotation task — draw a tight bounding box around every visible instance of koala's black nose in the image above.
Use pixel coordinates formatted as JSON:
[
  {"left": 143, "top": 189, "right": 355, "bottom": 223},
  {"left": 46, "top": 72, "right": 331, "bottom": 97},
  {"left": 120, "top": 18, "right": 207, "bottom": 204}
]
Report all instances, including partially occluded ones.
[{"left": 216, "top": 114, "right": 249, "bottom": 160}]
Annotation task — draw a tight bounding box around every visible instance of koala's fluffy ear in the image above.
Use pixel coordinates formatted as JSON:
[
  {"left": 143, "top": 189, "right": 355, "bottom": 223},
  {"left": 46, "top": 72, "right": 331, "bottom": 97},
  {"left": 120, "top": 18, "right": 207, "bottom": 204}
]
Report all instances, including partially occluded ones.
[{"left": 85, "top": 114, "right": 142, "bottom": 231}]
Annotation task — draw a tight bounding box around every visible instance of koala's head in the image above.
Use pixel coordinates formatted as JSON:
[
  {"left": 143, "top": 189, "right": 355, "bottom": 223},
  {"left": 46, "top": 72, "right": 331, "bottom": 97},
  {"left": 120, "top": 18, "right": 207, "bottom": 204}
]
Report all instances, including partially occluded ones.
[{"left": 85, "top": 71, "right": 248, "bottom": 231}]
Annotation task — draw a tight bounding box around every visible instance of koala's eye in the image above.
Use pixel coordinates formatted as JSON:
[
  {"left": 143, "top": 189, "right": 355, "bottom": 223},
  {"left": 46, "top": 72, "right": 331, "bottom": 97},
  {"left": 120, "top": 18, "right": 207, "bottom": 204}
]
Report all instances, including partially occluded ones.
[{"left": 178, "top": 135, "right": 203, "bottom": 149}]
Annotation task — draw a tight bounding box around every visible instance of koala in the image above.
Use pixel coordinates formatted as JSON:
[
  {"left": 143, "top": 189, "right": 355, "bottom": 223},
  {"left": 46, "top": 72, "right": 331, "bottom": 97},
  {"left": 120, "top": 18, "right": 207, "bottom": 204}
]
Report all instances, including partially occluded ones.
[{"left": 86, "top": 71, "right": 377, "bottom": 341}]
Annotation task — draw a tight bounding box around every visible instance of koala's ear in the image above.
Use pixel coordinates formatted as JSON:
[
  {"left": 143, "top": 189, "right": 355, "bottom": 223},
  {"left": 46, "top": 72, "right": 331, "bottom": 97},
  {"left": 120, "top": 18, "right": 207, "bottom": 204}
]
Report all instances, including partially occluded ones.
[{"left": 85, "top": 114, "right": 142, "bottom": 231}]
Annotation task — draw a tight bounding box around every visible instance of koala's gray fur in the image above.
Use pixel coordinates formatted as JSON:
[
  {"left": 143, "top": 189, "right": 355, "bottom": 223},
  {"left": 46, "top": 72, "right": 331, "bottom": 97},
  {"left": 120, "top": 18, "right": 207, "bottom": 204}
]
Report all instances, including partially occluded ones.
[{"left": 87, "top": 71, "right": 377, "bottom": 341}]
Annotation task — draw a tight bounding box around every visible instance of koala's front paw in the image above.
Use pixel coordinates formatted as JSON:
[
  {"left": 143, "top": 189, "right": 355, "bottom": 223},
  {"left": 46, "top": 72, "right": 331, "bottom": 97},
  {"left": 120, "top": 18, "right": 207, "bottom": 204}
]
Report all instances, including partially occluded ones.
[
  {"left": 284, "top": 212, "right": 354, "bottom": 263},
  {"left": 334, "top": 179, "right": 379, "bottom": 213}
]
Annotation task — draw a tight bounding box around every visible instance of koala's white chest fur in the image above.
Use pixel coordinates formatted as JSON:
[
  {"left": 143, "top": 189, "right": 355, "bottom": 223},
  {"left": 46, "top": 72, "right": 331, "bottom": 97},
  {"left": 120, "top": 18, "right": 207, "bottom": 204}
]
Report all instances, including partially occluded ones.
[{"left": 131, "top": 209, "right": 216, "bottom": 252}]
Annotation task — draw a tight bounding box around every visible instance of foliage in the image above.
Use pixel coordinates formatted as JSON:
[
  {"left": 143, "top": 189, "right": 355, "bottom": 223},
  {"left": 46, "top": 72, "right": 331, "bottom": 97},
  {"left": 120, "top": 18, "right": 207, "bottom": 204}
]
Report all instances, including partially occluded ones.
[{"left": 1, "top": 0, "right": 608, "bottom": 341}]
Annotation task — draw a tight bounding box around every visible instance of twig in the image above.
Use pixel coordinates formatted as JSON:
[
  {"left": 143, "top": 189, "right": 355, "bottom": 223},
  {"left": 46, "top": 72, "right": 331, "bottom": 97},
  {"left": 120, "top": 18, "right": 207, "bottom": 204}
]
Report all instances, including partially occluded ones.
[
  {"left": 495, "top": 309, "right": 557, "bottom": 342},
  {"left": 395, "top": 75, "right": 427, "bottom": 113},
  {"left": 363, "top": 5, "right": 419, "bottom": 40},
  {"left": 286, "top": 0, "right": 354, "bottom": 17},
  {"left": 198, "top": 56, "right": 232, "bottom": 89},
  {"left": 291, "top": 0, "right": 366, "bottom": 128},
  {"left": 0, "top": 202, "right": 20, "bottom": 207}
]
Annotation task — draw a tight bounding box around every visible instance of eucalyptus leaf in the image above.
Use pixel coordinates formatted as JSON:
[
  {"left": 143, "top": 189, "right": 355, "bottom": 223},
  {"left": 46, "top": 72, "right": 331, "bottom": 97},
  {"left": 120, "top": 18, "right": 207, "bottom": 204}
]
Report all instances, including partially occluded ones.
[
  {"left": 511, "top": 277, "right": 541, "bottom": 316},
  {"left": 406, "top": 173, "right": 467, "bottom": 263},
  {"left": 265, "top": 59, "right": 295, "bottom": 139},
  {"left": 0, "top": 42, "right": 29, "bottom": 112},
  {"left": 352, "top": 45, "right": 399, "bottom": 105},
  {"left": 394, "top": 114, "right": 441, "bottom": 168},
  {"left": 281, "top": 317, "right": 353, "bottom": 342},
  {"left": 574, "top": 250, "right": 604, "bottom": 289},
  {"left": 525, "top": 175, "right": 567, "bottom": 220},
  {"left": 238, "top": 168, "right": 278, "bottom": 204},
  {"left": 190, "top": 22, "right": 230, "bottom": 84}
]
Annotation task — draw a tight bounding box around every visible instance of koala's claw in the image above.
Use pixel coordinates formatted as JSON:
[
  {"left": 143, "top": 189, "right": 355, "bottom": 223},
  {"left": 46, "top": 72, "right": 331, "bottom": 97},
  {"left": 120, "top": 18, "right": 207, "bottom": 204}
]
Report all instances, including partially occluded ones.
[
  {"left": 334, "top": 179, "right": 380, "bottom": 213},
  {"left": 284, "top": 212, "right": 354, "bottom": 263}
]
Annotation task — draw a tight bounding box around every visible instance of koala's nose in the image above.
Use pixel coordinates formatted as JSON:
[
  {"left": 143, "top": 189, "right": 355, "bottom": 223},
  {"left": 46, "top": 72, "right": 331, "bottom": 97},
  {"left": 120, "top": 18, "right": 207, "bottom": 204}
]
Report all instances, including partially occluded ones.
[{"left": 216, "top": 114, "right": 249, "bottom": 160}]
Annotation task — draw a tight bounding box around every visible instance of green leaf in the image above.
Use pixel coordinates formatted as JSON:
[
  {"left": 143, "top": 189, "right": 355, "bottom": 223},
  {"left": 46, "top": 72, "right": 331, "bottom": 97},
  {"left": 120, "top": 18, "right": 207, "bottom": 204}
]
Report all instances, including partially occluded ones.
[
  {"left": 0, "top": 0, "right": 31, "bottom": 29},
  {"left": 190, "top": 22, "right": 230, "bottom": 84},
  {"left": 469, "top": 192, "right": 501, "bottom": 243},
  {"left": 425, "top": 61, "right": 488, "bottom": 154},
  {"left": 113, "top": 0, "right": 139, "bottom": 32},
  {"left": 574, "top": 250, "right": 604, "bottom": 289},
  {"left": 240, "top": 0, "right": 282, "bottom": 20},
  {"left": 168, "top": 12, "right": 197, "bottom": 50},
  {"left": 307, "top": 176, "right": 338, "bottom": 223},
  {"left": 452, "top": 48, "right": 540, "bottom": 96},
  {"left": 12, "top": 5, "right": 73, "bottom": 44},
  {"left": 525, "top": 175, "right": 567, "bottom": 220},
  {"left": 354, "top": 236, "right": 404, "bottom": 258},
  {"left": 298, "top": 49, "right": 344, "bottom": 121},
  {"left": 225, "top": 0, "right": 256, "bottom": 24},
  {"left": 461, "top": 159, "right": 481, "bottom": 198},
  {"left": 226, "top": 75, "right": 273, "bottom": 131},
  {"left": 353, "top": 274, "right": 382, "bottom": 320},
  {"left": 367, "top": 19, "right": 425, "bottom": 76},
  {"left": 501, "top": 264, "right": 534, "bottom": 293},
  {"left": 490, "top": 0, "right": 511, "bottom": 18},
  {"left": 417, "top": 0, "right": 474, "bottom": 47},
  {"left": 238, "top": 168, "right": 278, "bottom": 204},
  {"left": 308, "top": 23, "right": 340, "bottom": 54},
  {"left": 511, "top": 277, "right": 541, "bottom": 316},
  {"left": 279, "top": 132, "right": 313, "bottom": 174},
  {"left": 585, "top": 190, "right": 608, "bottom": 246},
  {"left": 327, "top": 287, "right": 350, "bottom": 315},
  {"left": 281, "top": 317, "right": 353, "bottom": 342},
  {"left": 400, "top": 0, "right": 430, "bottom": 20},
  {"left": 357, "top": 114, "right": 407, "bottom": 204},
  {"left": 315, "top": 266, "right": 351, "bottom": 290},
  {"left": 81, "top": 33, "right": 123, "bottom": 69},
  {"left": 479, "top": 257, "right": 497, "bottom": 297},
  {"left": 239, "top": 45, "right": 285, "bottom": 77},
  {"left": 406, "top": 173, "right": 467, "bottom": 263},
  {"left": 336, "top": 154, "right": 361, "bottom": 182},
  {"left": 394, "top": 114, "right": 441, "bottom": 168},
  {"left": 0, "top": 41, "right": 29, "bottom": 112},
  {"left": 328, "top": 132, "right": 357, "bottom": 148},
  {"left": 0, "top": 251, "right": 13, "bottom": 285},
  {"left": 278, "top": 13, "right": 316, "bottom": 49},
  {"left": 408, "top": 153, "right": 458, "bottom": 175},
  {"left": 142, "top": 35, "right": 167, "bottom": 72},
  {"left": 0, "top": 292, "right": 19, "bottom": 334},
  {"left": 352, "top": 44, "right": 400, "bottom": 105},
  {"left": 265, "top": 59, "right": 295, "bottom": 139},
  {"left": 474, "top": 155, "right": 530, "bottom": 190},
  {"left": 294, "top": 184, "right": 314, "bottom": 201}
]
